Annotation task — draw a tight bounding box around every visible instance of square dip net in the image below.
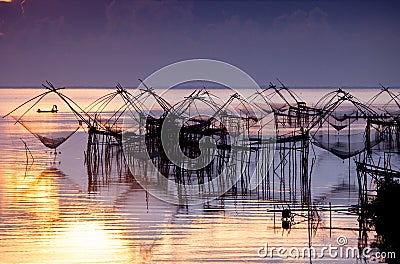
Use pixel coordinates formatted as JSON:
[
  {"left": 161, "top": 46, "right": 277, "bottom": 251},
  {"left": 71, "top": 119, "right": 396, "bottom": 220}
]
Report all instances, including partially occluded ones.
[{"left": 3, "top": 81, "right": 83, "bottom": 151}]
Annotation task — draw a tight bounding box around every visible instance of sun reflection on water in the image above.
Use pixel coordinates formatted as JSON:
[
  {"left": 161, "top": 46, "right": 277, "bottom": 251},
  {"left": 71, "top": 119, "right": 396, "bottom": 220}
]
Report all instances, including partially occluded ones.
[{"left": 0, "top": 166, "right": 133, "bottom": 264}]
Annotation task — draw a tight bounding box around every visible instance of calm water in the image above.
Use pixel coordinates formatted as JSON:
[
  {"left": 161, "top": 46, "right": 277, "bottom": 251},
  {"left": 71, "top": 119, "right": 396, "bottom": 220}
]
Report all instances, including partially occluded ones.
[{"left": 0, "top": 88, "right": 387, "bottom": 263}]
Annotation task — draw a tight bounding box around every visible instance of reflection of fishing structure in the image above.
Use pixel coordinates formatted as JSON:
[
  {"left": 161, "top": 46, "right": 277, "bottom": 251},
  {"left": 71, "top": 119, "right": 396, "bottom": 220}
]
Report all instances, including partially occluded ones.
[{"left": 85, "top": 138, "right": 132, "bottom": 194}]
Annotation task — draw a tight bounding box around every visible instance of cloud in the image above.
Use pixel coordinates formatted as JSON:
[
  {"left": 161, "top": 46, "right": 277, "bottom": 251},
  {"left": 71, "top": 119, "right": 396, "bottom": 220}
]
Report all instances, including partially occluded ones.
[
  {"left": 273, "top": 7, "right": 329, "bottom": 38},
  {"left": 105, "top": 0, "right": 194, "bottom": 37}
]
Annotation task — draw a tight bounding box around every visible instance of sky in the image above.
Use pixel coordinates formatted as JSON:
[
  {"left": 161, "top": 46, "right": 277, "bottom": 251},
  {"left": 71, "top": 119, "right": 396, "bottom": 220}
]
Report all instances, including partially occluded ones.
[{"left": 0, "top": 0, "right": 399, "bottom": 87}]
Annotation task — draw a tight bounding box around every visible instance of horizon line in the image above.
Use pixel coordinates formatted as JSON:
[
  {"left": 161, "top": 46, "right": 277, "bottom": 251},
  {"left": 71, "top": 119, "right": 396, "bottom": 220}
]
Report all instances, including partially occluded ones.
[{"left": 0, "top": 85, "right": 400, "bottom": 89}]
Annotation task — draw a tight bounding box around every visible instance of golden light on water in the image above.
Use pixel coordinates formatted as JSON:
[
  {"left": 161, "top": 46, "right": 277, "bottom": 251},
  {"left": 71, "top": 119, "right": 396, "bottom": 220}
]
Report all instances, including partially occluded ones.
[
  {"left": 0, "top": 0, "right": 12, "bottom": 2},
  {"left": 40, "top": 221, "right": 132, "bottom": 263},
  {"left": 0, "top": 166, "right": 133, "bottom": 263}
]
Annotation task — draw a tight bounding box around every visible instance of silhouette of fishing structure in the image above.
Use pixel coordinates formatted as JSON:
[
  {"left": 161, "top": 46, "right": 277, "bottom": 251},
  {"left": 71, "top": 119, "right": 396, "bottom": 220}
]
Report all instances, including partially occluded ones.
[
  {"left": 3, "top": 81, "right": 83, "bottom": 155},
  {"left": 249, "top": 81, "right": 321, "bottom": 142},
  {"left": 248, "top": 82, "right": 317, "bottom": 204},
  {"left": 355, "top": 151, "right": 400, "bottom": 263},
  {"left": 310, "top": 89, "right": 383, "bottom": 159},
  {"left": 0, "top": 81, "right": 343, "bottom": 204},
  {"left": 116, "top": 80, "right": 318, "bottom": 209},
  {"left": 7, "top": 81, "right": 400, "bottom": 204}
]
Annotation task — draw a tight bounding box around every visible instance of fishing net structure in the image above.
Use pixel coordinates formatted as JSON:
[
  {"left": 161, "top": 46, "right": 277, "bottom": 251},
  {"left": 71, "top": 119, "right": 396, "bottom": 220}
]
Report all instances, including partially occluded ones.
[
  {"left": 163, "top": 89, "right": 229, "bottom": 156},
  {"left": 121, "top": 81, "right": 174, "bottom": 164},
  {"left": 366, "top": 84, "right": 400, "bottom": 118},
  {"left": 3, "top": 81, "right": 82, "bottom": 151},
  {"left": 136, "top": 80, "right": 172, "bottom": 119},
  {"left": 258, "top": 82, "right": 301, "bottom": 113},
  {"left": 121, "top": 80, "right": 173, "bottom": 140},
  {"left": 171, "top": 89, "right": 225, "bottom": 127},
  {"left": 85, "top": 81, "right": 174, "bottom": 165},
  {"left": 83, "top": 82, "right": 165, "bottom": 171},
  {"left": 248, "top": 82, "right": 320, "bottom": 141},
  {"left": 84, "top": 81, "right": 172, "bottom": 143},
  {"left": 218, "top": 93, "right": 260, "bottom": 138},
  {"left": 84, "top": 83, "right": 142, "bottom": 139},
  {"left": 122, "top": 80, "right": 273, "bottom": 189},
  {"left": 155, "top": 88, "right": 240, "bottom": 185},
  {"left": 169, "top": 86, "right": 270, "bottom": 139},
  {"left": 311, "top": 89, "right": 385, "bottom": 159},
  {"left": 364, "top": 85, "right": 400, "bottom": 150},
  {"left": 16, "top": 115, "right": 79, "bottom": 149}
]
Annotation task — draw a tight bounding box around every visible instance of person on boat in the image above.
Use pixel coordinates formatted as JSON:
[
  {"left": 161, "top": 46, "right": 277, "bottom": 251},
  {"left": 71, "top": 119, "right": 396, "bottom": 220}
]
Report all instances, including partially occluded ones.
[{"left": 37, "top": 105, "right": 58, "bottom": 113}]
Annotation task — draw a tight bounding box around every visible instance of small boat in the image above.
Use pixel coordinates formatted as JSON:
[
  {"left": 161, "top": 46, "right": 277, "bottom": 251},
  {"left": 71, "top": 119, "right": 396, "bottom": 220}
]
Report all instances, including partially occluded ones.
[{"left": 37, "top": 105, "right": 58, "bottom": 113}]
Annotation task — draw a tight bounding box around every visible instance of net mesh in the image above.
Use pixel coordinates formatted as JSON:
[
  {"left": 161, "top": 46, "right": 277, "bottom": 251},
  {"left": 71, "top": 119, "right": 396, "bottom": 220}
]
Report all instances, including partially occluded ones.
[
  {"left": 15, "top": 114, "right": 80, "bottom": 149},
  {"left": 84, "top": 87, "right": 130, "bottom": 135},
  {"left": 4, "top": 86, "right": 82, "bottom": 150},
  {"left": 312, "top": 90, "right": 383, "bottom": 159},
  {"left": 367, "top": 86, "right": 400, "bottom": 117},
  {"left": 313, "top": 129, "right": 381, "bottom": 159}
]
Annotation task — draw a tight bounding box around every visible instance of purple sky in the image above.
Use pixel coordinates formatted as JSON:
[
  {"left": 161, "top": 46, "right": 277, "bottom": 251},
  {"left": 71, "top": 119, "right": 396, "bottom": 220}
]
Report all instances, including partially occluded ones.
[{"left": 0, "top": 0, "right": 399, "bottom": 87}]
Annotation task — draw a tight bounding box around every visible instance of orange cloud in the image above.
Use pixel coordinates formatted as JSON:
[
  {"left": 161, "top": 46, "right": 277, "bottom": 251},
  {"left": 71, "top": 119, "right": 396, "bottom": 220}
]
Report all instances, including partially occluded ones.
[{"left": 0, "top": 0, "right": 12, "bottom": 2}]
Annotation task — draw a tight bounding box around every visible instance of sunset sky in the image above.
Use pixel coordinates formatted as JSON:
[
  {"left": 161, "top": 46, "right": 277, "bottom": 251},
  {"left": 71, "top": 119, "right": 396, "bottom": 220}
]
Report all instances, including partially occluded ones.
[{"left": 0, "top": 0, "right": 399, "bottom": 87}]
